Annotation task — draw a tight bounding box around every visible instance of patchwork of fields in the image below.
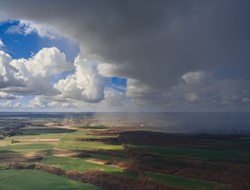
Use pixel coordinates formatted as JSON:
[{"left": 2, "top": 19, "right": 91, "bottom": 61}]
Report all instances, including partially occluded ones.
[{"left": 0, "top": 116, "right": 249, "bottom": 190}]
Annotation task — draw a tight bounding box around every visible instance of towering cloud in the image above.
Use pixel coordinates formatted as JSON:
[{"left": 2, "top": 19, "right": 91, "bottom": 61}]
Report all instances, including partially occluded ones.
[{"left": 55, "top": 56, "right": 104, "bottom": 103}]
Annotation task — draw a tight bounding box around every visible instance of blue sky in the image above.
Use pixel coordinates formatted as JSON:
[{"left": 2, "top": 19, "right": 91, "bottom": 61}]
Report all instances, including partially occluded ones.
[
  {"left": 0, "top": 20, "right": 127, "bottom": 110},
  {"left": 0, "top": 20, "right": 79, "bottom": 60}
]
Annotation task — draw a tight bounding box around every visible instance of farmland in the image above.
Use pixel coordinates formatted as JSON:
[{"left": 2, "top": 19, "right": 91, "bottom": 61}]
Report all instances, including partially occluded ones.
[
  {"left": 0, "top": 113, "right": 249, "bottom": 189},
  {"left": 0, "top": 169, "right": 103, "bottom": 190}
]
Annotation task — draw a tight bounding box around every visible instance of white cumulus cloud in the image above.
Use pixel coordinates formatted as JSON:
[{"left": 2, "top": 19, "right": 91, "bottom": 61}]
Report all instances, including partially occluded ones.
[
  {"left": 0, "top": 47, "right": 106, "bottom": 104},
  {"left": 1, "top": 47, "right": 73, "bottom": 96},
  {"left": 55, "top": 56, "right": 104, "bottom": 103},
  {"left": 0, "top": 51, "right": 26, "bottom": 88}
]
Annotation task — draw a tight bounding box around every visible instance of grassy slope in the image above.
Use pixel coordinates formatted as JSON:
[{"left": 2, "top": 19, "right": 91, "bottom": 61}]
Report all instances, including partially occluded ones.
[{"left": 0, "top": 169, "right": 103, "bottom": 190}]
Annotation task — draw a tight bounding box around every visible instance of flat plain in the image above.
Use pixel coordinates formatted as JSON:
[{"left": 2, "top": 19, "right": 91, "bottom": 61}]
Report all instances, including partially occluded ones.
[{"left": 0, "top": 113, "right": 249, "bottom": 190}]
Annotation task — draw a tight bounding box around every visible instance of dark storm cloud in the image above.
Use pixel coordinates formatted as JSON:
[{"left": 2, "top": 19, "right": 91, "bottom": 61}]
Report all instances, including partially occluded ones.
[
  {"left": 1, "top": 1, "right": 250, "bottom": 80},
  {"left": 0, "top": 0, "right": 250, "bottom": 109}
]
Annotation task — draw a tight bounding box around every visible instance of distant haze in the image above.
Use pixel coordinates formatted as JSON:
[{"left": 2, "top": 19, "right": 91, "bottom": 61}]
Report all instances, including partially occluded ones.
[{"left": 0, "top": 112, "right": 250, "bottom": 134}]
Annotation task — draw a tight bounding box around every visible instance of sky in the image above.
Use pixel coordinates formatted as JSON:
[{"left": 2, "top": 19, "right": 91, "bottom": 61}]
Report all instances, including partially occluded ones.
[{"left": 0, "top": 0, "right": 250, "bottom": 112}]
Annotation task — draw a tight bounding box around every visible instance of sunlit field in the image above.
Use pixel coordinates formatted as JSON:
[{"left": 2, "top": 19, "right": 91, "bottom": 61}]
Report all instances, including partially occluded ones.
[{"left": 1, "top": 113, "right": 249, "bottom": 189}]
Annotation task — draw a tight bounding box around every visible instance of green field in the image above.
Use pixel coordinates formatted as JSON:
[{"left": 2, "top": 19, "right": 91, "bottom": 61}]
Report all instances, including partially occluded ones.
[
  {"left": 0, "top": 143, "right": 53, "bottom": 152},
  {"left": 55, "top": 130, "right": 123, "bottom": 151},
  {"left": 0, "top": 143, "right": 53, "bottom": 153},
  {"left": 0, "top": 123, "right": 246, "bottom": 190},
  {"left": 0, "top": 169, "right": 103, "bottom": 190},
  {"left": 42, "top": 156, "right": 122, "bottom": 173}
]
